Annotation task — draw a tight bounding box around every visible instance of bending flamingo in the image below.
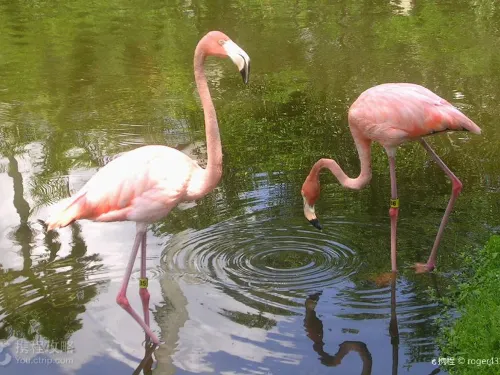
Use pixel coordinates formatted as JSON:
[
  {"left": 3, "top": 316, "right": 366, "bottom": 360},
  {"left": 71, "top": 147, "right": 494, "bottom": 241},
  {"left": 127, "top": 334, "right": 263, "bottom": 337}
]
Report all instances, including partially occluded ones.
[
  {"left": 301, "top": 83, "right": 481, "bottom": 273},
  {"left": 46, "top": 31, "right": 250, "bottom": 345}
]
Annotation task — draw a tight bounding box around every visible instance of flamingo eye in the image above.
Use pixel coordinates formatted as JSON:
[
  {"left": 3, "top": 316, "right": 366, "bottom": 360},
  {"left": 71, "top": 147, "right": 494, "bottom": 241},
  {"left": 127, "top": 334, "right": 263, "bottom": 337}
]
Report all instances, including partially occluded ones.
[{"left": 218, "top": 39, "right": 225, "bottom": 46}]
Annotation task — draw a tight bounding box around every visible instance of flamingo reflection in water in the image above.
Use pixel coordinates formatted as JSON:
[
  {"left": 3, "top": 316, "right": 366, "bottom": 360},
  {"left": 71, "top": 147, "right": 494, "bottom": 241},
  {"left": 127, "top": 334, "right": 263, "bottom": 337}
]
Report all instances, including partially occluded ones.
[
  {"left": 132, "top": 342, "right": 157, "bottom": 375},
  {"left": 303, "top": 274, "right": 442, "bottom": 374},
  {"left": 304, "top": 292, "right": 373, "bottom": 374}
]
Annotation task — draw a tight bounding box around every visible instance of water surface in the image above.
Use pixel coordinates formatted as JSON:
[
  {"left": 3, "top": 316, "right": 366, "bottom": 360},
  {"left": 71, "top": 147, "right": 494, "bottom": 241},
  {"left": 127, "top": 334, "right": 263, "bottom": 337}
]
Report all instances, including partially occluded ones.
[{"left": 1, "top": 1, "right": 499, "bottom": 374}]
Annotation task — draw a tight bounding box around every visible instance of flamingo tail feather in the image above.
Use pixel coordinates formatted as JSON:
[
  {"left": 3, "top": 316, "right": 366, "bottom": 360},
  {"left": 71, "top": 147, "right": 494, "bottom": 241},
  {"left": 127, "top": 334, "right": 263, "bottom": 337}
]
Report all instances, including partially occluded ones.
[{"left": 46, "top": 194, "right": 87, "bottom": 230}]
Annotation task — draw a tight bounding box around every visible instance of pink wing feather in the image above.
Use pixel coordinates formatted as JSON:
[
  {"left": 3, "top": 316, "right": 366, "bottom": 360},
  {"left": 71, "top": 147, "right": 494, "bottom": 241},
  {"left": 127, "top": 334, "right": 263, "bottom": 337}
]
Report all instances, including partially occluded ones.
[
  {"left": 349, "top": 83, "right": 481, "bottom": 146},
  {"left": 46, "top": 145, "right": 197, "bottom": 230}
]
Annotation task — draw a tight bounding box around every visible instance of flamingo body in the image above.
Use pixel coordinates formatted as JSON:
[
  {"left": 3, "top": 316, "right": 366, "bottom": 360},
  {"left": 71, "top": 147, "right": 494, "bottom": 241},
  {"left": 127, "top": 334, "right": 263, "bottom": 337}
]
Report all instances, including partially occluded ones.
[
  {"left": 46, "top": 145, "right": 203, "bottom": 229},
  {"left": 45, "top": 31, "right": 251, "bottom": 346},
  {"left": 349, "top": 83, "right": 481, "bottom": 148},
  {"left": 301, "top": 83, "right": 481, "bottom": 273}
]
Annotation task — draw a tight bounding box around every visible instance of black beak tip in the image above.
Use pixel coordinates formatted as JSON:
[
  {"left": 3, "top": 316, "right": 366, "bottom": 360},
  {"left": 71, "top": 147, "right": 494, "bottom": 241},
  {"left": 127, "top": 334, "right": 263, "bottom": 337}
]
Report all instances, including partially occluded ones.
[
  {"left": 240, "top": 63, "right": 250, "bottom": 84},
  {"left": 309, "top": 219, "right": 323, "bottom": 230}
]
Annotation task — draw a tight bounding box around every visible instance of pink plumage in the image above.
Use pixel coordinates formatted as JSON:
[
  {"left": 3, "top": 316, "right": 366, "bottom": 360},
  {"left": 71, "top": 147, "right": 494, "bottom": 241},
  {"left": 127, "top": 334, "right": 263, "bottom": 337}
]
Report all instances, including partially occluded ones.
[
  {"left": 46, "top": 146, "right": 199, "bottom": 230},
  {"left": 349, "top": 83, "right": 481, "bottom": 147},
  {"left": 302, "top": 82, "right": 481, "bottom": 274},
  {"left": 45, "top": 31, "right": 251, "bottom": 346}
]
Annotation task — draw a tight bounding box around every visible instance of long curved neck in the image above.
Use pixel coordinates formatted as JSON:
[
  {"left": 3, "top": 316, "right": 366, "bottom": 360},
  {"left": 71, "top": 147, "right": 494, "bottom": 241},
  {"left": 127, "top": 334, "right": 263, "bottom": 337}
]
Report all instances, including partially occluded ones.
[
  {"left": 191, "top": 41, "right": 223, "bottom": 197},
  {"left": 309, "top": 137, "right": 372, "bottom": 190}
]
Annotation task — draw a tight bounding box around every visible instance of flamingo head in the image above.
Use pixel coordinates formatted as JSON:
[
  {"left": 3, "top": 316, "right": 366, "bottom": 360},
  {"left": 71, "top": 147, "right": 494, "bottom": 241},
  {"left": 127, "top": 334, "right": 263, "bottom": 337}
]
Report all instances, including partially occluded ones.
[
  {"left": 301, "top": 177, "right": 322, "bottom": 230},
  {"left": 203, "top": 31, "right": 250, "bottom": 84}
]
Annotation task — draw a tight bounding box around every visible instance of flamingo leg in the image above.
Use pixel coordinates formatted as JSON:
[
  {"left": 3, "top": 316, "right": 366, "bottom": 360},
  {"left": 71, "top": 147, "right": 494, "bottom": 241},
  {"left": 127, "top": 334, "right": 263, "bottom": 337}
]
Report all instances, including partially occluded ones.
[
  {"left": 387, "top": 153, "right": 399, "bottom": 273},
  {"left": 416, "top": 139, "right": 462, "bottom": 273},
  {"left": 116, "top": 224, "right": 160, "bottom": 345},
  {"left": 139, "top": 231, "right": 151, "bottom": 343}
]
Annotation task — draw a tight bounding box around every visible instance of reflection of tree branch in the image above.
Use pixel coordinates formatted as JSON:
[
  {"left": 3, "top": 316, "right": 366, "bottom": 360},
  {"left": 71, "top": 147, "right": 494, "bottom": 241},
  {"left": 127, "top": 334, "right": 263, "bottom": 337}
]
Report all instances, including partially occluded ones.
[
  {"left": 0, "top": 155, "right": 106, "bottom": 346},
  {"left": 8, "top": 155, "right": 34, "bottom": 270},
  {"left": 304, "top": 292, "right": 372, "bottom": 374},
  {"left": 7, "top": 156, "right": 30, "bottom": 222}
]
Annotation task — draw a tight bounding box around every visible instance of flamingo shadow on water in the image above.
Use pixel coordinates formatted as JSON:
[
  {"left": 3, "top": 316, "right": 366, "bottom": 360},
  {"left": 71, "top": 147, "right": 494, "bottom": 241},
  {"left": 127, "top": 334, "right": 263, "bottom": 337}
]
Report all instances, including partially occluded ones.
[{"left": 304, "top": 273, "right": 442, "bottom": 375}]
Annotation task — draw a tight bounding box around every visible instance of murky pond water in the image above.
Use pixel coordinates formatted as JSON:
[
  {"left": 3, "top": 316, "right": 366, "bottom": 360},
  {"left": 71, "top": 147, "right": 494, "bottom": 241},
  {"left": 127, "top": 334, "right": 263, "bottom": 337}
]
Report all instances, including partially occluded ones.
[{"left": 1, "top": 1, "right": 500, "bottom": 374}]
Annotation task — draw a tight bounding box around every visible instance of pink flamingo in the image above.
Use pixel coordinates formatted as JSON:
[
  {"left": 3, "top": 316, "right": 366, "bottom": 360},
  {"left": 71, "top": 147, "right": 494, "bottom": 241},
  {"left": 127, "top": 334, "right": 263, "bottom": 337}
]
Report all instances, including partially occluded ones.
[
  {"left": 301, "top": 83, "right": 481, "bottom": 273},
  {"left": 45, "top": 31, "right": 250, "bottom": 345}
]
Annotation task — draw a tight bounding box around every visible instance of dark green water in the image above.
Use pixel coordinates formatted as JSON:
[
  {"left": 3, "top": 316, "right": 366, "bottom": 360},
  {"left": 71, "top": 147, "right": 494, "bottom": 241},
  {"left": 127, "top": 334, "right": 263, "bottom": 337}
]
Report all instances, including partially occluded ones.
[{"left": 0, "top": 1, "right": 499, "bottom": 374}]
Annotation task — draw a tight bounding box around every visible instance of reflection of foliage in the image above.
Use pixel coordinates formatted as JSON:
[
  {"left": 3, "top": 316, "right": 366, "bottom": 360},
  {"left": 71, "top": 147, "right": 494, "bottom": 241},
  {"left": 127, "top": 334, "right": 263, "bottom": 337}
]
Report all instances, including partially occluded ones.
[
  {"left": 219, "top": 309, "right": 277, "bottom": 330},
  {"left": 261, "top": 250, "right": 314, "bottom": 269},
  {"left": 0, "top": 155, "right": 106, "bottom": 349},
  {"left": 0, "top": 0, "right": 498, "bottom": 229},
  {"left": 0, "top": 0, "right": 498, "bottom": 369},
  {"left": 0, "top": 251, "right": 105, "bottom": 349}
]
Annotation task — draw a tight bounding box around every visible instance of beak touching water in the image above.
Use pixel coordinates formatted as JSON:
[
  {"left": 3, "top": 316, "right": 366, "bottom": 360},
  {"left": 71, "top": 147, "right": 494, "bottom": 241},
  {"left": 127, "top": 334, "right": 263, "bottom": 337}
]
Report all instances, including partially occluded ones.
[
  {"left": 223, "top": 40, "right": 250, "bottom": 84},
  {"left": 303, "top": 197, "right": 322, "bottom": 230}
]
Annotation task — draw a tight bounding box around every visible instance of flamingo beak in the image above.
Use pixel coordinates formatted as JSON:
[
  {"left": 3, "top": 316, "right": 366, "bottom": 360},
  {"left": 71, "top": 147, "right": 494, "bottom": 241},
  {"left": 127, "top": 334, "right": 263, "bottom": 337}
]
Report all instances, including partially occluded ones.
[
  {"left": 303, "top": 196, "right": 322, "bottom": 230},
  {"left": 223, "top": 40, "right": 250, "bottom": 84}
]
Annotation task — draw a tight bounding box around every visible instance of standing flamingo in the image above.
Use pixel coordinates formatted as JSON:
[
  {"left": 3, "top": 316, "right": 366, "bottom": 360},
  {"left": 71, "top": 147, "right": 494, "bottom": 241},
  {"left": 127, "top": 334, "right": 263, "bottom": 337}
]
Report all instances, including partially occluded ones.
[
  {"left": 300, "top": 83, "right": 481, "bottom": 273},
  {"left": 45, "top": 31, "right": 250, "bottom": 345}
]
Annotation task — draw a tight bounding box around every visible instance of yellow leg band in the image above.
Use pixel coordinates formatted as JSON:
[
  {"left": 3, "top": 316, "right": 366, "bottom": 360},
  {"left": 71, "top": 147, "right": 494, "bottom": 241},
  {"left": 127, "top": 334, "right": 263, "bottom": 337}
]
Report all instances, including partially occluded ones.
[
  {"left": 139, "top": 278, "right": 148, "bottom": 289},
  {"left": 390, "top": 198, "right": 400, "bottom": 208}
]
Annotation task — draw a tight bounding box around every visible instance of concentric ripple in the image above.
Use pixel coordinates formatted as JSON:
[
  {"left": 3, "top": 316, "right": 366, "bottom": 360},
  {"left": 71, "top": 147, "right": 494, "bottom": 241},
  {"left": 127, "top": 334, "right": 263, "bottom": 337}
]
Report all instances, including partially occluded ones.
[{"left": 161, "top": 215, "right": 362, "bottom": 313}]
